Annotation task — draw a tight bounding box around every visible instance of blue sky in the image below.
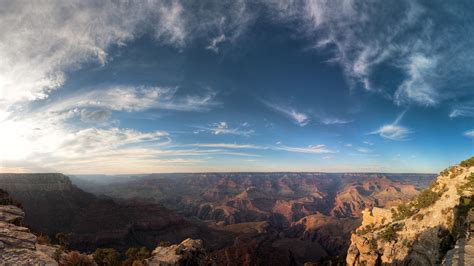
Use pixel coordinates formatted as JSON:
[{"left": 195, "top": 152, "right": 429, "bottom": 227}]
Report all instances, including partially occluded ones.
[{"left": 0, "top": 0, "right": 473, "bottom": 174}]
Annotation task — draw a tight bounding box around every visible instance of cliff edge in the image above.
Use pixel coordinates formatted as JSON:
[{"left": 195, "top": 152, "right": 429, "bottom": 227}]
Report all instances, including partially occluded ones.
[
  {"left": 0, "top": 189, "right": 57, "bottom": 265},
  {"left": 346, "top": 157, "right": 474, "bottom": 265}
]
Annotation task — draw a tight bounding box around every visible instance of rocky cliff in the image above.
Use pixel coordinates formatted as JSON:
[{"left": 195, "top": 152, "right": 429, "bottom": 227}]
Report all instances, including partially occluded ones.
[
  {"left": 0, "top": 189, "right": 57, "bottom": 265},
  {"left": 146, "top": 238, "right": 208, "bottom": 265},
  {"left": 346, "top": 158, "right": 474, "bottom": 265}
]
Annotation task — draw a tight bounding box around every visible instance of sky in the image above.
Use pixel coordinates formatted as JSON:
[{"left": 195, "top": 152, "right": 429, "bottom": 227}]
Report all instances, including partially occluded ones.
[{"left": 0, "top": 0, "right": 473, "bottom": 174}]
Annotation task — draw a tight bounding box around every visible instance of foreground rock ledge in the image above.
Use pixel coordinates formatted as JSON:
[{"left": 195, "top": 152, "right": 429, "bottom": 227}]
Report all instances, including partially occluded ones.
[
  {"left": 346, "top": 161, "right": 474, "bottom": 266},
  {"left": 0, "top": 205, "right": 58, "bottom": 265}
]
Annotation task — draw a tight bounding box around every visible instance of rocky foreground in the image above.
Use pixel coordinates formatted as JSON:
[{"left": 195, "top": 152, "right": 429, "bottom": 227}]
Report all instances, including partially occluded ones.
[
  {"left": 0, "top": 203, "right": 57, "bottom": 264},
  {"left": 346, "top": 158, "right": 474, "bottom": 265}
]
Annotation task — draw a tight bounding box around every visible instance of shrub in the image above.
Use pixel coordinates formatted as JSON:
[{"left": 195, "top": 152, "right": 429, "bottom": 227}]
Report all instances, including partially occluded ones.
[
  {"left": 440, "top": 169, "right": 450, "bottom": 177},
  {"left": 55, "top": 232, "right": 70, "bottom": 248},
  {"left": 53, "top": 246, "right": 65, "bottom": 262},
  {"left": 37, "top": 234, "right": 51, "bottom": 245},
  {"left": 93, "top": 248, "right": 120, "bottom": 266},
  {"left": 379, "top": 225, "right": 401, "bottom": 243},
  {"left": 413, "top": 189, "right": 441, "bottom": 209},
  {"left": 402, "top": 239, "right": 413, "bottom": 248},
  {"left": 123, "top": 247, "right": 151, "bottom": 265},
  {"left": 392, "top": 203, "right": 415, "bottom": 221},
  {"left": 459, "top": 173, "right": 474, "bottom": 193},
  {"left": 460, "top": 157, "right": 474, "bottom": 168},
  {"left": 356, "top": 223, "right": 375, "bottom": 235},
  {"left": 61, "top": 251, "right": 95, "bottom": 266},
  {"left": 368, "top": 238, "right": 378, "bottom": 251}
]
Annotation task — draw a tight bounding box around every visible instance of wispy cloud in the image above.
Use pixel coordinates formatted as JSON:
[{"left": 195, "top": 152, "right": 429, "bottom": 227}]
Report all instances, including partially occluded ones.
[
  {"left": 273, "top": 144, "right": 335, "bottom": 154},
  {"left": 187, "top": 142, "right": 336, "bottom": 154},
  {"left": 395, "top": 54, "right": 438, "bottom": 106},
  {"left": 0, "top": 1, "right": 188, "bottom": 109},
  {"left": 198, "top": 122, "right": 255, "bottom": 136},
  {"left": 263, "top": 101, "right": 309, "bottom": 126},
  {"left": 188, "top": 143, "right": 259, "bottom": 149},
  {"left": 450, "top": 104, "right": 474, "bottom": 118},
  {"left": 0, "top": 1, "right": 256, "bottom": 113},
  {"left": 464, "top": 130, "right": 474, "bottom": 138},
  {"left": 269, "top": 1, "right": 474, "bottom": 107},
  {"left": 371, "top": 125, "right": 411, "bottom": 141},
  {"left": 355, "top": 147, "right": 372, "bottom": 153},
  {"left": 45, "top": 86, "right": 218, "bottom": 113},
  {"left": 370, "top": 110, "right": 412, "bottom": 141},
  {"left": 206, "top": 34, "right": 226, "bottom": 53},
  {"left": 319, "top": 117, "right": 352, "bottom": 125}
]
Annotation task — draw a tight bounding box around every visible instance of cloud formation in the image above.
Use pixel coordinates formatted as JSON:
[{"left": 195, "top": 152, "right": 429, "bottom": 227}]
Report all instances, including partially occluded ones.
[
  {"left": 270, "top": 0, "right": 474, "bottom": 107},
  {"left": 0, "top": 1, "right": 187, "bottom": 109},
  {"left": 450, "top": 104, "right": 474, "bottom": 118},
  {"left": 273, "top": 144, "right": 334, "bottom": 154},
  {"left": 46, "top": 86, "right": 218, "bottom": 113},
  {"left": 202, "top": 122, "right": 255, "bottom": 136},
  {"left": 370, "top": 110, "right": 411, "bottom": 141},
  {"left": 264, "top": 102, "right": 309, "bottom": 126},
  {"left": 464, "top": 130, "right": 474, "bottom": 138}
]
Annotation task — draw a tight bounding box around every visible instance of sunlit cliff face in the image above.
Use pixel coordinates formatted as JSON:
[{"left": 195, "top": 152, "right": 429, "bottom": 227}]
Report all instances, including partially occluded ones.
[{"left": 0, "top": 1, "right": 473, "bottom": 174}]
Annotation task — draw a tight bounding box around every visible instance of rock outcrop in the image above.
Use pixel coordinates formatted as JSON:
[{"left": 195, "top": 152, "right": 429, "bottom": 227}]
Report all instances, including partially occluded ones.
[
  {"left": 0, "top": 190, "right": 57, "bottom": 265},
  {"left": 146, "top": 238, "right": 208, "bottom": 265},
  {"left": 346, "top": 159, "right": 474, "bottom": 265}
]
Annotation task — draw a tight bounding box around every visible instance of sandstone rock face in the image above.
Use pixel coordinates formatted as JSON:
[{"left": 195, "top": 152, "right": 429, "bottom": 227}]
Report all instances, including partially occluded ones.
[
  {"left": 346, "top": 164, "right": 474, "bottom": 266},
  {"left": 146, "top": 238, "right": 208, "bottom": 265},
  {"left": 0, "top": 202, "right": 57, "bottom": 265}
]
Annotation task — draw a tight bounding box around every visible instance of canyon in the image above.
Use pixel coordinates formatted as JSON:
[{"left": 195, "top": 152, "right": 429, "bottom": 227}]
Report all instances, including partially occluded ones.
[{"left": 0, "top": 172, "right": 435, "bottom": 264}]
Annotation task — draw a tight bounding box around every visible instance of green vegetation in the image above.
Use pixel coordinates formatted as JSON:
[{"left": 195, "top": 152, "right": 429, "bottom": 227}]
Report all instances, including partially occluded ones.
[
  {"left": 55, "top": 232, "right": 70, "bottom": 248},
  {"left": 53, "top": 232, "right": 71, "bottom": 262},
  {"left": 368, "top": 238, "right": 378, "bottom": 251},
  {"left": 441, "top": 168, "right": 450, "bottom": 177},
  {"left": 402, "top": 239, "right": 413, "bottom": 249},
  {"left": 413, "top": 189, "right": 441, "bottom": 209},
  {"left": 451, "top": 195, "right": 474, "bottom": 237},
  {"left": 459, "top": 173, "right": 474, "bottom": 194},
  {"left": 92, "top": 248, "right": 120, "bottom": 266},
  {"left": 391, "top": 203, "right": 416, "bottom": 221},
  {"left": 356, "top": 223, "right": 375, "bottom": 235},
  {"left": 391, "top": 183, "right": 444, "bottom": 221},
  {"left": 123, "top": 247, "right": 152, "bottom": 265},
  {"left": 460, "top": 157, "right": 474, "bottom": 168},
  {"left": 379, "top": 224, "right": 402, "bottom": 243}
]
